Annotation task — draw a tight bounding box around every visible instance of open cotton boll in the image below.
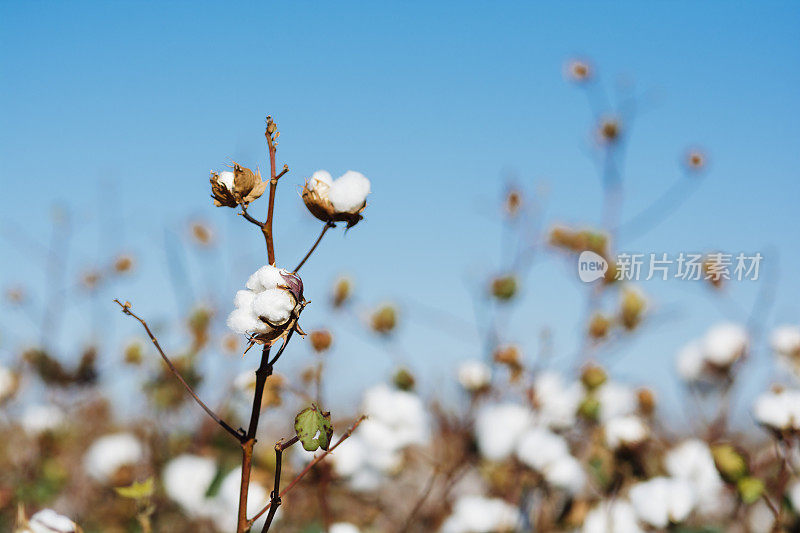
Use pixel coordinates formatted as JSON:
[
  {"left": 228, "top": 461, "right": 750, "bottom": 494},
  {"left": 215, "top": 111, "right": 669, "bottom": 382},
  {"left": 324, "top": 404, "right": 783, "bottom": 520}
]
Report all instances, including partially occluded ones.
[
  {"left": 596, "top": 382, "right": 638, "bottom": 422},
  {"left": 217, "top": 170, "right": 235, "bottom": 190},
  {"left": 227, "top": 307, "right": 264, "bottom": 335},
  {"left": 309, "top": 170, "right": 334, "bottom": 191},
  {"left": 543, "top": 454, "right": 586, "bottom": 494},
  {"left": 475, "top": 403, "right": 534, "bottom": 461},
  {"left": 329, "top": 171, "right": 371, "bottom": 213},
  {"left": 457, "top": 359, "right": 491, "bottom": 391},
  {"left": 748, "top": 499, "right": 777, "bottom": 533},
  {"left": 771, "top": 325, "right": 800, "bottom": 358},
  {"left": 23, "top": 509, "right": 79, "bottom": 533},
  {"left": 439, "top": 495, "right": 522, "bottom": 533},
  {"left": 163, "top": 454, "right": 217, "bottom": 518},
  {"left": 21, "top": 404, "right": 64, "bottom": 435},
  {"left": 753, "top": 388, "right": 800, "bottom": 431},
  {"left": 330, "top": 523, "right": 361, "bottom": 533},
  {"left": 603, "top": 415, "right": 648, "bottom": 449},
  {"left": 665, "top": 440, "right": 725, "bottom": 515},
  {"left": 629, "top": 477, "right": 696, "bottom": 528},
  {"left": 582, "top": 500, "right": 642, "bottom": 533},
  {"left": 209, "top": 467, "right": 275, "bottom": 532},
  {"left": 703, "top": 323, "right": 748, "bottom": 366},
  {"left": 83, "top": 433, "right": 144, "bottom": 483},
  {"left": 788, "top": 480, "right": 800, "bottom": 513},
  {"left": 534, "top": 371, "right": 582, "bottom": 429},
  {"left": 247, "top": 265, "right": 290, "bottom": 292},
  {"left": 253, "top": 288, "right": 295, "bottom": 325},
  {"left": 362, "top": 384, "right": 430, "bottom": 448}
]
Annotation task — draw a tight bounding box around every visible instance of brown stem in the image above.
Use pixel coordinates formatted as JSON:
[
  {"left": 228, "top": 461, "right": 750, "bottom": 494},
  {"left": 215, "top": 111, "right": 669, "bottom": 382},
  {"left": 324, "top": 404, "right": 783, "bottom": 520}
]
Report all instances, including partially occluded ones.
[
  {"left": 294, "top": 222, "right": 335, "bottom": 273},
  {"left": 263, "top": 119, "right": 282, "bottom": 266},
  {"left": 249, "top": 416, "right": 366, "bottom": 526},
  {"left": 260, "top": 436, "right": 299, "bottom": 533},
  {"left": 113, "top": 299, "right": 244, "bottom": 440},
  {"left": 241, "top": 204, "right": 265, "bottom": 228}
]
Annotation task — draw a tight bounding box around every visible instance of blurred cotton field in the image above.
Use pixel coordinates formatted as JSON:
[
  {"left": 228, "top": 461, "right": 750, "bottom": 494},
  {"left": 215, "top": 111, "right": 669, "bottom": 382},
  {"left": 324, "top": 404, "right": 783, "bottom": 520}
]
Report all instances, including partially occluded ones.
[{"left": 2, "top": 3, "right": 800, "bottom": 533}]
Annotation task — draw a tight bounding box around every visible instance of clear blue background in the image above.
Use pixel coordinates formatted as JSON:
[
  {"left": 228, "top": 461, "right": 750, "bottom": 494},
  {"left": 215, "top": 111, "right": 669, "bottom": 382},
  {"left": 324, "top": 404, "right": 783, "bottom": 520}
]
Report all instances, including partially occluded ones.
[{"left": 1, "top": 1, "right": 799, "bottom": 426}]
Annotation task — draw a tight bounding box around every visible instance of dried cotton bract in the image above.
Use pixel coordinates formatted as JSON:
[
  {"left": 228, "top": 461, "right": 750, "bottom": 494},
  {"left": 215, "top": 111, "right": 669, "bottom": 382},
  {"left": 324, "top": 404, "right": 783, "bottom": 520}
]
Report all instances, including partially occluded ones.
[
  {"left": 227, "top": 265, "right": 305, "bottom": 345},
  {"left": 210, "top": 163, "right": 268, "bottom": 208},
  {"left": 302, "top": 170, "right": 371, "bottom": 227}
]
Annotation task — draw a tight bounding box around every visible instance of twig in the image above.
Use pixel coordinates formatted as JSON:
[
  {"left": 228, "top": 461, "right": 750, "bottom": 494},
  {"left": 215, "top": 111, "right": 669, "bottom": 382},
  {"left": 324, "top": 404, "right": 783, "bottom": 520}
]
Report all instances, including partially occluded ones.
[
  {"left": 112, "top": 299, "right": 244, "bottom": 440},
  {"left": 263, "top": 117, "right": 280, "bottom": 265},
  {"left": 261, "top": 435, "right": 299, "bottom": 533},
  {"left": 241, "top": 204, "right": 265, "bottom": 228},
  {"left": 249, "top": 416, "right": 366, "bottom": 526},
  {"left": 294, "top": 222, "right": 335, "bottom": 273}
]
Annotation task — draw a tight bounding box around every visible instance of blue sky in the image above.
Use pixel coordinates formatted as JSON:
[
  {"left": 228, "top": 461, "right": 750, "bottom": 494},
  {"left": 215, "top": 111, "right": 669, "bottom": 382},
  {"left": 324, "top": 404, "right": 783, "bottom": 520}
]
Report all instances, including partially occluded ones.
[{"left": 1, "top": 1, "right": 799, "bottom": 421}]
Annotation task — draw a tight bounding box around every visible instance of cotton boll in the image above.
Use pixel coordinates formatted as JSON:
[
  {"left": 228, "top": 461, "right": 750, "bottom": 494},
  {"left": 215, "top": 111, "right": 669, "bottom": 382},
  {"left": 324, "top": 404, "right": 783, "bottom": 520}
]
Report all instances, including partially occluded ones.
[
  {"left": 753, "top": 388, "right": 800, "bottom": 431},
  {"left": 21, "top": 404, "right": 64, "bottom": 435},
  {"left": 475, "top": 403, "right": 534, "bottom": 461},
  {"left": 788, "top": 480, "right": 800, "bottom": 513},
  {"left": 543, "top": 454, "right": 586, "bottom": 494},
  {"left": 439, "top": 495, "right": 522, "bottom": 533},
  {"left": 24, "top": 509, "right": 79, "bottom": 533},
  {"left": 771, "top": 325, "right": 800, "bottom": 358},
  {"left": 84, "top": 433, "right": 144, "bottom": 483},
  {"left": 246, "top": 265, "right": 285, "bottom": 292},
  {"left": 362, "top": 384, "right": 430, "bottom": 448},
  {"left": 676, "top": 341, "right": 705, "bottom": 382},
  {"left": 163, "top": 454, "right": 217, "bottom": 517},
  {"left": 329, "top": 171, "right": 371, "bottom": 214},
  {"left": 629, "top": 477, "right": 696, "bottom": 528},
  {"left": 330, "top": 433, "right": 369, "bottom": 478},
  {"left": 457, "top": 360, "right": 491, "bottom": 392},
  {"left": 210, "top": 467, "right": 275, "bottom": 532},
  {"left": 226, "top": 307, "right": 263, "bottom": 335},
  {"left": 253, "top": 288, "right": 295, "bottom": 325},
  {"left": 534, "top": 371, "right": 582, "bottom": 429},
  {"left": 748, "top": 499, "right": 777, "bottom": 533},
  {"left": 582, "top": 500, "right": 642, "bottom": 533},
  {"left": 330, "top": 523, "right": 360, "bottom": 533},
  {"left": 603, "top": 416, "right": 648, "bottom": 449},
  {"left": 703, "top": 323, "right": 748, "bottom": 366},
  {"left": 516, "top": 427, "right": 569, "bottom": 471}
]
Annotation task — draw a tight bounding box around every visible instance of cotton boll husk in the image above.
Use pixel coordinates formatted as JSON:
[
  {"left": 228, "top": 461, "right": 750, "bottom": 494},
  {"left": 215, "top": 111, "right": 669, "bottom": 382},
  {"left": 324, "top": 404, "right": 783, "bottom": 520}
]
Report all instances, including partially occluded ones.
[
  {"left": 603, "top": 415, "right": 648, "bottom": 449},
  {"left": 534, "top": 371, "right": 582, "bottom": 429},
  {"left": 457, "top": 360, "right": 491, "bottom": 391},
  {"left": 771, "top": 325, "right": 800, "bottom": 358},
  {"left": 676, "top": 341, "right": 705, "bottom": 382},
  {"left": 163, "top": 454, "right": 217, "bottom": 517},
  {"left": 665, "top": 440, "right": 726, "bottom": 515},
  {"left": 25, "top": 509, "right": 79, "bottom": 533},
  {"left": 439, "top": 495, "right": 522, "bottom": 533},
  {"left": 516, "top": 426, "right": 569, "bottom": 471},
  {"left": 582, "top": 500, "right": 642, "bottom": 533},
  {"left": 629, "top": 477, "right": 696, "bottom": 528},
  {"left": 84, "top": 433, "right": 144, "bottom": 483},
  {"left": 703, "top": 323, "right": 748, "bottom": 366},
  {"left": 329, "top": 171, "right": 371, "bottom": 213},
  {"left": 253, "top": 288, "right": 295, "bottom": 325},
  {"left": 329, "top": 523, "right": 361, "bottom": 533},
  {"left": 475, "top": 403, "right": 534, "bottom": 461},
  {"left": 543, "top": 454, "right": 586, "bottom": 494},
  {"left": 21, "top": 404, "right": 64, "bottom": 435}
]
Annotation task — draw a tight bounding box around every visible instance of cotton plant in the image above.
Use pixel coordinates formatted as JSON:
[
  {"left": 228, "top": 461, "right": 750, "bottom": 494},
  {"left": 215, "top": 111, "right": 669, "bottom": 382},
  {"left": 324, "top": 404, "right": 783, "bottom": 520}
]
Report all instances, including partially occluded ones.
[
  {"left": 676, "top": 323, "right": 749, "bottom": 384},
  {"left": 114, "top": 115, "right": 371, "bottom": 533}
]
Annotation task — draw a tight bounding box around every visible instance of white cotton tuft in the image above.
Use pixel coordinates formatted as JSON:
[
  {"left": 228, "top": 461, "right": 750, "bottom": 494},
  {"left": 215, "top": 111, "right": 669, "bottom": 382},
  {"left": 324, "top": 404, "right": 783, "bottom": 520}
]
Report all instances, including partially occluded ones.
[
  {"left": 629, "top": 477, "right": 696, "bottom": 528},
  {"left": 439, "top": 495, "right": 522, "bottom": 533},
  {"left": 457, "top": 359, "right": 491, "bottom": 391},
  {"left": 771, "top": 325, "right": 800, "bottom": 358},
  {"left": 362, "top": 383, "right": 430, "bottom": 448},
  {"left": 544, "top": 454, "right": 586, "bottom": 494},
  {"left": 217, "top": 170, "right": 235, "bottom": 190},
  {"left": 163, "top": 454, "right": 218, "bottom": 517},
  {"left": 475, "top": 403, "right": 534, "bottom": 461},
  {"left": 753, "top": 388, "right": 800, "bottom": 431},
  {"left": 596, "top": 382, "right": 638, "bottom": 422},
  {"left": 83, "top": 433, "right": 144, "bottom": 483},
  {"left": 582, "top": 500, "right": 642, "bottom": 533},
  {"left": 329, "top": 171, "right": 371, "bottom": 213},
  {"left": 516, "top": 427, "right": 569, "bottom": 471},
  {"left": 788, "top": 480, "right": 800, "bottom": 513},
  {"left": 703, "top": 323, "right": 748, "bottom": 366},
  {"left": 665, "top": 439, "right": 725, "bottom": 515},
  {"left": 676, "top": 341, "right": 705, "bottom": 382},
  {"left": 534, "top": 371, "right": 583, "bottom": 429},
  {"left": 329, "top": 523, "right": 361, "bottom": 533},
  {"left": 748, "top": 499, "right": 777, "bottom": 533},
  {"left": 207, "top": 467, "right": 277, "bottom": 532},
  {"left": 26, "top": 509, "right": 79, "bottom": 533},
  {"left": 0, "top": 365, "right": 16, "bottom": 402},
  {"left": 253, "top": 288, "right": 295, "bottom": 325},
  {"left": 309, "top": 170, "right": 334, "bottom": 192},
  {"left": 246, "top": 265, "right": 286, "bottom": 292},
  {"left": 603, "top": 415, "right": 648, "bottom": 449},
  {"left": 21, "top": 404, "right": 64, "bottom": 435},
  {"left": 226, "top": 308, "right": 263, "bottom": 335}
]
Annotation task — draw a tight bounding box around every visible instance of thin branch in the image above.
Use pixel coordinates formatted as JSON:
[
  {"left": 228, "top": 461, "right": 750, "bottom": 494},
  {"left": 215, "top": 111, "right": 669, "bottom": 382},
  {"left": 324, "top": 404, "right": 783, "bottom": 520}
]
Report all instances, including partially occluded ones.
[
  {"left": 249, "top": 416, "right": 366, "bottom": 526},
  {"left": 112, "top": 299, "right": 244, "bottom": 440},
  {"left": 276, "top": 164, "right": 289, "bottom": 180},
  {"left": 294, "top": 222, "right": 335, "bottom": 273},
  {"left": 261, "top": 436, "right": 299, "bottom": 533},
  {"left": 240, "top": 204, "right": 265, "bottom": 228},
  {"left": 264, "top": 117, "right": 279, "bottom": 265}
]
